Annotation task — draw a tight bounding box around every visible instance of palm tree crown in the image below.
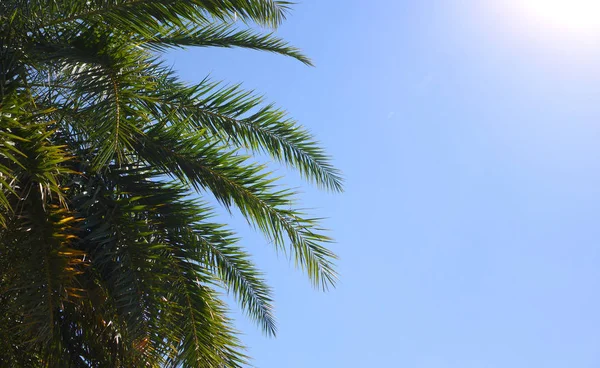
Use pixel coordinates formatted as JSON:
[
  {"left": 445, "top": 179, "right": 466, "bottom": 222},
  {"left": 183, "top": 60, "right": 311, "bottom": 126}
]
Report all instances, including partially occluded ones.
[{"left": 0, "top": 1, "right": 342, "bottom": 366}]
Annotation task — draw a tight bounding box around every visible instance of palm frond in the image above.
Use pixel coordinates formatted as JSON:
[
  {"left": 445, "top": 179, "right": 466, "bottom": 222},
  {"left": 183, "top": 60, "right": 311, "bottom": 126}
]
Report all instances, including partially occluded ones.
[
  {"left": 144, "top": 75, "right": 344, "bottom": 192},
  {"left": 188, "top": 224, "right": 277, "bottom": 335},
  {"left": 32, "top": 0, "right": 289, "bottom": 29},
  {"left": 142, "top": 23, "right": 312, "bottom": 65}
]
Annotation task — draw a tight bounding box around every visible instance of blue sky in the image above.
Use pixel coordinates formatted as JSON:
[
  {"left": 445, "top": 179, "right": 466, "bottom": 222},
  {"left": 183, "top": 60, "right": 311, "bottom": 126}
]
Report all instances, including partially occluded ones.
[{"left": 167, "top": 1, "right": 600, "bottom": 367}]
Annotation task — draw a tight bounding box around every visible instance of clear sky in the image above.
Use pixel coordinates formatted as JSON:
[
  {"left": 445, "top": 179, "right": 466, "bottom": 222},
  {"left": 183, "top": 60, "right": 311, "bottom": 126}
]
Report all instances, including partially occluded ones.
[{"left": 167, "top": 1, "right": 600, "bottom": 367}]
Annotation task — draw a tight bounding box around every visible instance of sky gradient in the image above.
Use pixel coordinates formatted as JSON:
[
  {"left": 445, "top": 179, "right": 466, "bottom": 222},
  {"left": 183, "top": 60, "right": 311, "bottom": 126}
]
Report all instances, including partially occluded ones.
[{"left": 167, "top": 1, "right": 600, "bottom": 366}]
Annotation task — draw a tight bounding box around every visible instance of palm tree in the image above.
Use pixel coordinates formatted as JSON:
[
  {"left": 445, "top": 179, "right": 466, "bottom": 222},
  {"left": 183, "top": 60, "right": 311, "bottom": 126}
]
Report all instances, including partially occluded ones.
[{"left": 0, "top": 1, "right": 342, "bottom": 366}]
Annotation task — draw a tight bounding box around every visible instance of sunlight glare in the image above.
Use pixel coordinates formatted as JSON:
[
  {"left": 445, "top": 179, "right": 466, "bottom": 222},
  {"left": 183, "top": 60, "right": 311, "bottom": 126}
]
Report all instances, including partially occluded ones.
[{"left": 518, "top": 0, "right": 600, "bottom": 33}]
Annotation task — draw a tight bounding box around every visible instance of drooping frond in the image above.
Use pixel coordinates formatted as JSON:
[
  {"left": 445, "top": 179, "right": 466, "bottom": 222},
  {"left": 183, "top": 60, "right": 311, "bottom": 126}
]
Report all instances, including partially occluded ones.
[
  {"left": 20, "top": 0, "right": 290, "bottom": 29},
  {"left": 188, "top": 220, "right": 277, "bottom": 335},
  {"left": 142, "top": 23, "right": 313, "bottom": 65},
  {"left": 130, "top": 124, "right": 338, "bottom": 288},
  {"left": 140, "top": 74, "right": 344, "bottom": 192}
]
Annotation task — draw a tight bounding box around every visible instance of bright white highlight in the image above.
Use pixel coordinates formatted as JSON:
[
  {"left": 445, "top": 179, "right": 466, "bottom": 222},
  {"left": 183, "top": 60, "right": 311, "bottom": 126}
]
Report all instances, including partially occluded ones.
[{"left": 518, "top": 0, "right": 600, "bottom": 33}]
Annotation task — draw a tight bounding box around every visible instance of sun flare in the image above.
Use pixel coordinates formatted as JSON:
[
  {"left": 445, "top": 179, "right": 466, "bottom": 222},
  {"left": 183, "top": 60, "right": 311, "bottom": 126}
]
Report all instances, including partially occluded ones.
[{"left": 518, "top": 0, "right": 600, "bottom": 33}]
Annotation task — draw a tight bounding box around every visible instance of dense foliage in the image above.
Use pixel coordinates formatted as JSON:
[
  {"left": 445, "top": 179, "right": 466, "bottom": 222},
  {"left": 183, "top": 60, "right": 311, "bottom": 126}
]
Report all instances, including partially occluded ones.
[{"left": 0, "top": 1, "right": 342, "bottom": 366}]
